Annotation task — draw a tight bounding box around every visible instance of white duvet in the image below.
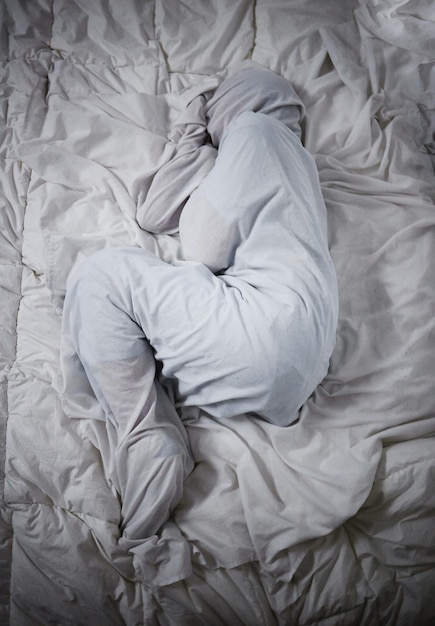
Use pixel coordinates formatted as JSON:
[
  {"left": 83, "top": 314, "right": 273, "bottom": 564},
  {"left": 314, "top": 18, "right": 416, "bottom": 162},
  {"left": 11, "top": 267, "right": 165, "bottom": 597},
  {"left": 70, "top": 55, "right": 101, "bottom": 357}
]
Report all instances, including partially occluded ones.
[{"left": 2, "top": 0, "right": 435, "bottom": 624}]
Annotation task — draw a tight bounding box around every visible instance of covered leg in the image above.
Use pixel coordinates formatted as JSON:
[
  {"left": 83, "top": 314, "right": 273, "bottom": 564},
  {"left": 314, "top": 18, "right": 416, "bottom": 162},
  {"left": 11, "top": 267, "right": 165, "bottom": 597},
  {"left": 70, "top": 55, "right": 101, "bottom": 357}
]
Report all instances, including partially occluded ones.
[{"left": 61, "top": 249, "right": 194, "bottom": 579}]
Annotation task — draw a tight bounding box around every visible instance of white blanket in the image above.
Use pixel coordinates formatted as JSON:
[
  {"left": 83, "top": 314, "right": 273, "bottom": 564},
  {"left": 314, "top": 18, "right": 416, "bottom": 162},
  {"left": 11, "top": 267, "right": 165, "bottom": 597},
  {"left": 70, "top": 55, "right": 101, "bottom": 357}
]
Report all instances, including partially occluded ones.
[{"left": 2, "top": 0, "right": 435, "bottom": 624}]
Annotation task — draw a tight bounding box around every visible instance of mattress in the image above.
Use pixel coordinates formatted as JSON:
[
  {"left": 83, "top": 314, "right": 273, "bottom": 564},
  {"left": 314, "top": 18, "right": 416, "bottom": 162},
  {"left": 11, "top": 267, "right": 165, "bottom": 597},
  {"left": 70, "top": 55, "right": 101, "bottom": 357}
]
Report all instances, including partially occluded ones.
[{"left": 1, "top": 0, "right": 435, "bottom": 624}]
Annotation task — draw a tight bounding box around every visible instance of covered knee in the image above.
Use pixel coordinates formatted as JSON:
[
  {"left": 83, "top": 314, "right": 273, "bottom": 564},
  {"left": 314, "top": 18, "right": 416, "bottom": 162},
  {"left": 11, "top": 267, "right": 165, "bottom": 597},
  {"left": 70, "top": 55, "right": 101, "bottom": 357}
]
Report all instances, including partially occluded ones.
[{"left": 205, "top": 66, "right": 304, "bottom": 146}]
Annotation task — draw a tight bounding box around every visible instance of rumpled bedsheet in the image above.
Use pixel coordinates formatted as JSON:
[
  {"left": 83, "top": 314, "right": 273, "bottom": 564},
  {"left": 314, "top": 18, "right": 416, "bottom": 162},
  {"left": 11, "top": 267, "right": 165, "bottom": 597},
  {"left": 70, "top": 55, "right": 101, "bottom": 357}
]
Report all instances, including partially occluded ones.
[{"left": 1, "top": 0, "right": 435, "bottom": 624}]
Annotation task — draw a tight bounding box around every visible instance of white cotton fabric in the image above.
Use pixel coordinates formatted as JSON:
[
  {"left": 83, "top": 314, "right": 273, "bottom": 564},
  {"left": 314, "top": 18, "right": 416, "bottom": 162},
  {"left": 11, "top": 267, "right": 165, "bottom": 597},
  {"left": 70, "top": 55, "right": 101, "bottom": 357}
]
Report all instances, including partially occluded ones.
[
  {"left": 59, "top": 74, "right": 338, "bottom": 580},
  {"left": 177, "top": 112, "right": 338, "bottom": 421},
  {"left": 4, "top": 1, "right": 435, "bottom": 624},
  {"left": 62, "top": 70, "right": 338, "bottom": 424}
]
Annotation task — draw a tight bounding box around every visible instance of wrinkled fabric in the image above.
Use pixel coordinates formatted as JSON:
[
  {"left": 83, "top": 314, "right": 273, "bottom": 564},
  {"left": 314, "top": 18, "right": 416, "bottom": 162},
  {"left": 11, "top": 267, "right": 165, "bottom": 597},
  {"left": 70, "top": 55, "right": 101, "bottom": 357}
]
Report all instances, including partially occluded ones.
[
  {"left": 3, "top": 0, "right": 435, "bottom": 624},
  {"left": 60, "top": 72, "right": 338, "bottom": 581}
]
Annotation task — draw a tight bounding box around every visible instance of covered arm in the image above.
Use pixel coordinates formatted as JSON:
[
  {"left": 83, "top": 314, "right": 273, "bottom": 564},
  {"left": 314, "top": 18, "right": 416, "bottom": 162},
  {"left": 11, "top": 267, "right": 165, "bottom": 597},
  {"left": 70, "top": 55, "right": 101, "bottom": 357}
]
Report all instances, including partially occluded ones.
[{"left": 137, "top": 94, "right": 217, "bottom": 234}]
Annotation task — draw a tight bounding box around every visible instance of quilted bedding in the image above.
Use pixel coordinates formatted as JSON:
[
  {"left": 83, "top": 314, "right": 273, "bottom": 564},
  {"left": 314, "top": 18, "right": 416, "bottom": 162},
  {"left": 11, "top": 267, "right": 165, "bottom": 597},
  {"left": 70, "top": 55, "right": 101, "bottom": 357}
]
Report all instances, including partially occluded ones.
[{"left": 1, "top": 0, "right": 435, "bottom": 624}]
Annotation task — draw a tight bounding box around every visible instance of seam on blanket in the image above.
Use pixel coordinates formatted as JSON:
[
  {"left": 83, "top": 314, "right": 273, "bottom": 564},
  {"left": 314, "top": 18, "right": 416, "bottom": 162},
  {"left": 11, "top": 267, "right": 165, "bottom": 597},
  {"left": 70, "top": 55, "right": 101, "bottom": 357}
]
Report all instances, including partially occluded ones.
[
  {"left": 248, "top": 0, "right": 257, "bottom": 60},
  {"left": 152, "top": 0, "right": 157, "bottom": 41},
  {"left": 45, "top": 0, "right": 55, "bottom": 107},
  {"left": 7, "top": 500, "right": 120, "bottom": 529},
  {"left": 3, "top": 167, "right": 29, "bottom": 626},
  {"left": 3, "top": 159, "right": 28, "bottom": 451},
  {"left": 152, "top": 5, "right": 170, "bottom": 86},
  {"left": 49, "top": 0, "right": 54, "bottom": 52},
  {"left": 4, "top": 170, "right": 27, "bottom": 495}
]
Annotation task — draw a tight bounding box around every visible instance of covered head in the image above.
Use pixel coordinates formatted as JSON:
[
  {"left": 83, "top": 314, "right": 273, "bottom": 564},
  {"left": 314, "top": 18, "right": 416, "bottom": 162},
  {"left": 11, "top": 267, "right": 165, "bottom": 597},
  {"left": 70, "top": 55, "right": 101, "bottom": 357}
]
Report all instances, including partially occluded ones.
[{"left": 205, "top": 66, "right": 305, "bottom": 147}]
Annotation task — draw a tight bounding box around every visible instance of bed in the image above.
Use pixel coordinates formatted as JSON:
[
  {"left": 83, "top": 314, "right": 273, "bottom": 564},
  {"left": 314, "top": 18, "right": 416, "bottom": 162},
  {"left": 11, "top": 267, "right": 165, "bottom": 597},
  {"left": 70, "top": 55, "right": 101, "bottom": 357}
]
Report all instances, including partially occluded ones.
[{"left": 2, "top": 0, "right": 435, "bottom": 624}]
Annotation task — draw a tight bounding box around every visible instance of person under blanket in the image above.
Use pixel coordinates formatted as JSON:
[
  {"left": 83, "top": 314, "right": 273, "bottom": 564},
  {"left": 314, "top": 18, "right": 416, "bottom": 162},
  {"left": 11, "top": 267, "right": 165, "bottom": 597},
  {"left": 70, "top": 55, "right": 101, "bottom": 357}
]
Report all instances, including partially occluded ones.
[{"left": 60, "top": 67, "right": 338, "bottom": 575}]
